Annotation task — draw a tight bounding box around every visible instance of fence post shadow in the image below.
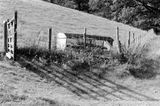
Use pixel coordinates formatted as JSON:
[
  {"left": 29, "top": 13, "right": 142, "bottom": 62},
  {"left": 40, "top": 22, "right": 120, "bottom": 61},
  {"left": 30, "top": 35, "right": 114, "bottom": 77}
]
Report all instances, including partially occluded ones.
[
  {"left": 45, "top": 61, "right": 159, "bottom": 101},
  {"left": 53, "top": 62, "right": 159, "bottom": 101},
  {"left": 16, "top": 55, "right": 159, "bottom": 101},
  {"left": 17, "top": 56, "right": 99, "bottom": 100}
]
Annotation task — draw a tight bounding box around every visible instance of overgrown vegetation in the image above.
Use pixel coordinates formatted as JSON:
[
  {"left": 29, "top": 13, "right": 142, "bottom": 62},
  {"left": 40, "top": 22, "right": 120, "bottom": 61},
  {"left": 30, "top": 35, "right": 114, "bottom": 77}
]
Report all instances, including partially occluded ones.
[
  {"left": 117, "top": 43, "right": 159, "bottom": 79},
  {"left": 17, "top": 44, "right": 110, "bottom": 80},
  {"left": 17, "top": 40, "right": 159, "bottom": 80}
]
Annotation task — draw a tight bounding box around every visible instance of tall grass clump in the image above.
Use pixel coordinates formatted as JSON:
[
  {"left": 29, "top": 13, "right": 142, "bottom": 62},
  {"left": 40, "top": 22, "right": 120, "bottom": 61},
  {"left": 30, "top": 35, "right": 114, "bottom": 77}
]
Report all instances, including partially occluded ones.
[
  {"left": 17, "top": 34, "right": 159, "bottom": 80},
  {"left": 117, "top": 43, "right": 159, "bottom": 79}
]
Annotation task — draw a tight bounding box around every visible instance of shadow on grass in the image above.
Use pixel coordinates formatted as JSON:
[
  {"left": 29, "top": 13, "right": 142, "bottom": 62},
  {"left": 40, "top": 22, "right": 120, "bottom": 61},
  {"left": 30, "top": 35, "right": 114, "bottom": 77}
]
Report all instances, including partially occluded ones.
[{"left": 16, "top": 55, "right": 159, "bottom": 101}]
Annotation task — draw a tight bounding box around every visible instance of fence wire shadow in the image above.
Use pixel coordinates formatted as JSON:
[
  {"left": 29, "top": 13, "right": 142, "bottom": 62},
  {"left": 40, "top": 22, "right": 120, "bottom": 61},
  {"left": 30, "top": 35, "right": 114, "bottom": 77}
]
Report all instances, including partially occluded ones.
[{"left": 17, "top": 56, "right": 159, "bottom": 101}]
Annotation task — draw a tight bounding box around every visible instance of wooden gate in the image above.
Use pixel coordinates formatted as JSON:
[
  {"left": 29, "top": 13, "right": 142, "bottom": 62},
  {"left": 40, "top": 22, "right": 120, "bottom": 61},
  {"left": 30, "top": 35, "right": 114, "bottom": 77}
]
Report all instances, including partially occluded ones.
[{"left": 3, "top": 11, "right": 17, "bottom": 61}]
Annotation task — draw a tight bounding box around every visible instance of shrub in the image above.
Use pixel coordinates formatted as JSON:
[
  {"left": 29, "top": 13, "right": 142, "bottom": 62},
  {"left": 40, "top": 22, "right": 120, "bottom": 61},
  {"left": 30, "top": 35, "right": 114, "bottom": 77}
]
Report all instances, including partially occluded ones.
[
  {"left": 117, "top": 43, "right": 159, "bottom": 79},
  {"left": 128, "top": 58, "right": 158, "bottom": 79},
  {"left": 120, "top": 43, "right": 149, "bottom": 64}
]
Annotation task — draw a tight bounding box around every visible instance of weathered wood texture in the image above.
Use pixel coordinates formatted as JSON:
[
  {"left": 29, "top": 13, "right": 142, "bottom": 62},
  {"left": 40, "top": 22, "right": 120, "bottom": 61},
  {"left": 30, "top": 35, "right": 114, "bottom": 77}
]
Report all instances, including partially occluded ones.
[
  {"left": 49, "top": 28, "right": 52, "bottom": 52},
  {"left": 4, "top": 11, "right": 17, "bottom": 61},
  {"left": 65, "top": 33, "right": 114, "bottom": 46}
]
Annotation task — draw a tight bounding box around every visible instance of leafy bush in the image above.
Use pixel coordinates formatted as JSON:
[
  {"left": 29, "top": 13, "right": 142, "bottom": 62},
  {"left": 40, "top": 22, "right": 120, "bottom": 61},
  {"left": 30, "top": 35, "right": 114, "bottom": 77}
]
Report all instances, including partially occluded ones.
[
  {"left": 118, "top": 43, "right": 159, "bottom": 79},
  {"left": 128, "top": 58, "right": 158, "bottom": 79}
]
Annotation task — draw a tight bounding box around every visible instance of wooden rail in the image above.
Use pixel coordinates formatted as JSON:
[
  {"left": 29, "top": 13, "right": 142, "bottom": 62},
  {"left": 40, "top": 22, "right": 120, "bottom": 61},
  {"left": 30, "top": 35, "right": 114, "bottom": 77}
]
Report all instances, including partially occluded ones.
[{"left": 65, "top": 33, "right": 114, "bottom": 46}]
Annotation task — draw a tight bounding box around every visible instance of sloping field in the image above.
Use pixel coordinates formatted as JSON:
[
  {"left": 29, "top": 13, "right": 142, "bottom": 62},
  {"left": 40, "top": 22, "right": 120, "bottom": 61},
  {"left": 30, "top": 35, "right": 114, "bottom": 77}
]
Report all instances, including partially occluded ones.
[
  {"left": 0, "top": 0, "right": 149, "bottom": 50},
  {"left": 1, "top": 0, "right": 160, "bottom": 105},
  {"left": 0, "top": 58, "right": 159, "bottom": 106}
]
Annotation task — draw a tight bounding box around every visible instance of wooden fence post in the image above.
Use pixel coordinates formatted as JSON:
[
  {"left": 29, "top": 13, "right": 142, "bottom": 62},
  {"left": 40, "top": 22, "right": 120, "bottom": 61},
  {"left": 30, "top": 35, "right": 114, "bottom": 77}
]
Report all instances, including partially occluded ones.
[
  {"left": 83, "top": 28, "right": 87, "bottom": 48},
  {"left": 49, "top": 28, "right": 52, "bottom": 52},
  {"left": 116, "top": 27, "right": 121, "bottom": 53},
  {"left": 14, "top": 11, "right": 17, "bottom": 61},
  {"left": 133, "top": 33, "right": 135, "bottom": 44},
  {"left": 53, "top": 32, "right": 57, "bottom": 50},
  {"left": 3, "top": 21, "right": 7, "bottom": 53},
  {"left": 139, "top": 35, "right": 141, "bottom": 45},
  {"left": 128, "top": 31, "right": 131, "bottom": 48}
]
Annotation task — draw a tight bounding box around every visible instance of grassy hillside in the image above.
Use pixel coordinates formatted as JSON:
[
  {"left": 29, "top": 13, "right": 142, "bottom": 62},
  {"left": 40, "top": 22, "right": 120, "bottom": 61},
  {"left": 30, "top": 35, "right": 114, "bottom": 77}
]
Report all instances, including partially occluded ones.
[
  {"left": 1, "top": 0, "right": 160, "bottom": 105},
  {"left": 0, "top": 0, "right": 148, "bottom": 50}
]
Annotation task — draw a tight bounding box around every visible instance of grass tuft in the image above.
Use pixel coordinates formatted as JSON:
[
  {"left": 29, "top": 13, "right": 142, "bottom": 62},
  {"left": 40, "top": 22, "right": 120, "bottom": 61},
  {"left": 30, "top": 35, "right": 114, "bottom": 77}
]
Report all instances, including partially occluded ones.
[{"left": 117, "top": 43, "right": 159, "bottom": 79}]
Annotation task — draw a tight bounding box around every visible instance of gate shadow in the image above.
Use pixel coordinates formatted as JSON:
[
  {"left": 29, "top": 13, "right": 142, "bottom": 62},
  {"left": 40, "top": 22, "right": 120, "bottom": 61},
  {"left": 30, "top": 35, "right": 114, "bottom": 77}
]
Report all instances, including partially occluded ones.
[{"left": 17, "top": 56, "right": 159, "bottom": 101}]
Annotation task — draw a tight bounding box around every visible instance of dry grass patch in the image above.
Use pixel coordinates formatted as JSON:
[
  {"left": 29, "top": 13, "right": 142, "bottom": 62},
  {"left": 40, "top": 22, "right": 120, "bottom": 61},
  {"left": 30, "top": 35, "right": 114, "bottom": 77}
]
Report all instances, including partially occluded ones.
[{"left": 116, "top": 43, "right": 160, "bottom": 79}]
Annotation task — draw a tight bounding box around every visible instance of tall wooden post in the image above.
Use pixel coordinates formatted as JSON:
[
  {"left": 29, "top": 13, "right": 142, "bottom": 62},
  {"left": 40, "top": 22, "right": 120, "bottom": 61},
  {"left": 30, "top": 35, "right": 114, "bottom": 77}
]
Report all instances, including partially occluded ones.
[
  {"left": 49, "top": 28, "right": 52, "bottom": 52},
  {"left": 3, "top": 21, "right": 7, "bottom": 53},
  {"left": 83, "top": 28, "right": 87, "bottom": 48},
  {"left": 14, "top": 11, "right": 17, "bottom": 61},
  {"left": 52, "top": 30, "right": 56, "bottom": 51},
  {"left": 133, "top": 33, "right": 135, "bottom": 44},
  {"left": 116, "top": 27, "right": 121, "bottom": 54},
  {"left": 128, "top": 31, "right": 131, "bottom": 48}
]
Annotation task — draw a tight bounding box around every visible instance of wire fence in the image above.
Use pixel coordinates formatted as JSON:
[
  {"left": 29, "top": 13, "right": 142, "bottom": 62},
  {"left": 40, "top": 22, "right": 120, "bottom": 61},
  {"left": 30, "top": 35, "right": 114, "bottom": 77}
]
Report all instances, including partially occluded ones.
[
  {"left": 3, "top": 10, "right": 156, "bottom": 57},
  {"left": 16, "top": 25, "right": 151, "bottom": 54}
]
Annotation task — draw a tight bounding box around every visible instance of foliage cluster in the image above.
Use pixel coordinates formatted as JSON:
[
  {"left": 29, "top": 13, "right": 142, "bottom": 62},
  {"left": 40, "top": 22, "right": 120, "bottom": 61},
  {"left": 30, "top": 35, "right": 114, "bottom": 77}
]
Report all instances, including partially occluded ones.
[{"left": 17, "top": 41, "right": 159, "bottom": 80}]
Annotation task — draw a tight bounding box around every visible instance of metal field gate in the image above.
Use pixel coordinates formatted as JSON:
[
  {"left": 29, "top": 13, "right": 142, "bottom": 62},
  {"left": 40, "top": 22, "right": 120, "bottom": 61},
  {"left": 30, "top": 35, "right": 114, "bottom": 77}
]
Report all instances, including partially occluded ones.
[{"left": 3, "top": 11, "right": 17, "bottom": 61}]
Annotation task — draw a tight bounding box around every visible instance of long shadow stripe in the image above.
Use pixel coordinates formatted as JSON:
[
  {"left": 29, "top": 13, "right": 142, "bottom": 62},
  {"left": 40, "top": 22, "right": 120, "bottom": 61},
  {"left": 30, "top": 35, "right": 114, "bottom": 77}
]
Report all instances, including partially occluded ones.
[
  {"left": 52, "top": 63, "right": 143, "bottom": 100},
  {"left": 42, "top": 64, "right": 110, "bottom": 100},
  {"left": 84, "top": 72, "right": 144, "bottom": 101},
  {"left": 19, "top": 57, "right": 89, "bottom": 99},
  {"left": 29, "top": 60, "right": 99, "bottom": 100},
  {"left": 49, "top": 65, "right": 124, "bottom": 100},
  {"left": 92, "top": 72, "right": 159, "bottom": 101}
]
